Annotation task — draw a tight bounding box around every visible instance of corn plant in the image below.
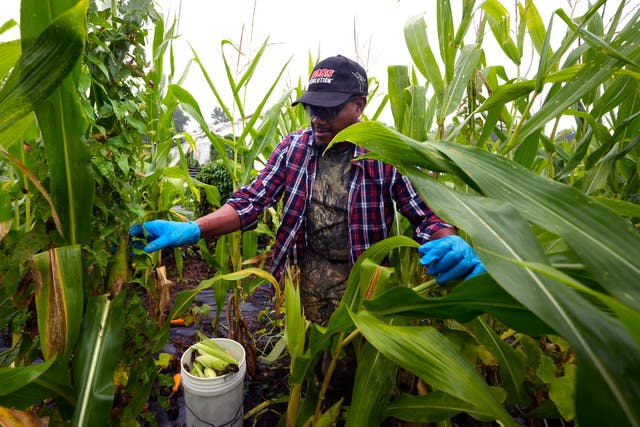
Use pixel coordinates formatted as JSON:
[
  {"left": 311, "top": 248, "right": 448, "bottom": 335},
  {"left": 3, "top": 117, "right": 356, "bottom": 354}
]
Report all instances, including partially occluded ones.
[
  {"left": 0, "top": 0, "right": 124, "bottom": 424},
  {"left": 164, "top": 25, "right": 297, "bottom": 363},
  {"left": 358, "top": 2, "right": 640, "bottom": 425},
  {"left": 272, "top": 1, "right": 639, "bottom": 426}
]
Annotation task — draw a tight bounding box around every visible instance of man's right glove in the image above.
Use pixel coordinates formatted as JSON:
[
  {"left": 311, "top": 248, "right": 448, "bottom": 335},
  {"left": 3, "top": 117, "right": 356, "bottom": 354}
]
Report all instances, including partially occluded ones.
[
  {"left": 418, "top": 235, "right": 486, "bottom": 284},
  {"left": 129, "top": 220, "right": 201, "bottom": 253}
]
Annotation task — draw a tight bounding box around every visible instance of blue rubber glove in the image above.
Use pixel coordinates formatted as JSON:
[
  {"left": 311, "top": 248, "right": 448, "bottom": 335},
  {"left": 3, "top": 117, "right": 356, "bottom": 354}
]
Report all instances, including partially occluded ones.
[
  {"left": 418, "top": 235, "right": 486, "bottom": 284},
  {"left": 129, "top": 220, "right": 201, "bottom": 253}
]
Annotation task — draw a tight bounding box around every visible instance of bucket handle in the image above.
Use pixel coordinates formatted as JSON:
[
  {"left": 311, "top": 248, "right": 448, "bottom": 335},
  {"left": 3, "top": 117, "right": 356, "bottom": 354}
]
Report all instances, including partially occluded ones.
[{"left": 184, "top": 400, "right": 243, "bottom": 427}]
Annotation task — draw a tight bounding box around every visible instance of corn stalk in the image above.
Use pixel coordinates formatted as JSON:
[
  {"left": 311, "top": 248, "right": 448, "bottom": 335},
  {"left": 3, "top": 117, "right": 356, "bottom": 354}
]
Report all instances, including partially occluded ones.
[{"left": 297, "top": 1, "right": 640, "bottom": 426}]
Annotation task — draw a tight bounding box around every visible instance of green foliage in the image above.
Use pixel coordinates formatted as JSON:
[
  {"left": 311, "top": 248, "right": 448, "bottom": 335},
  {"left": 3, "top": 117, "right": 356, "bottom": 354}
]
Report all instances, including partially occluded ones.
[
  {"left": 1, "top": 0, "right": 638, "bottom": 426},
  {"left": 0, "top": 0, "right": 181, "bottom": 424},
  {"left": 83, "top": 0, "right": 158, "bottom": 288},
  {"left": 273, "top": 1, "right": 640, "bottom": 427},
  {"left": 194, "top": 159, "right": 234, "bottom": 217}
]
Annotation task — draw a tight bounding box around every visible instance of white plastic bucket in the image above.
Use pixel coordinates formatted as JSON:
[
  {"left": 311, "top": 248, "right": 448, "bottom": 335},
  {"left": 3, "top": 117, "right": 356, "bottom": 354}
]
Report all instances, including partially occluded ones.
[{"left": 180, "top": 337, "right": 246, "bottom": 427}]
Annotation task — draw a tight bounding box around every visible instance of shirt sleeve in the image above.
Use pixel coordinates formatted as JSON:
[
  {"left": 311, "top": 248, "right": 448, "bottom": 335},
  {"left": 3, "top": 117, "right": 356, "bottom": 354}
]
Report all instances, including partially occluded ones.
[
  {"left": 226, "top": 139, "right": 289, "bottom": 230},
  {"left": 392, "top": 171, "right": 455, "bottom": 242}
]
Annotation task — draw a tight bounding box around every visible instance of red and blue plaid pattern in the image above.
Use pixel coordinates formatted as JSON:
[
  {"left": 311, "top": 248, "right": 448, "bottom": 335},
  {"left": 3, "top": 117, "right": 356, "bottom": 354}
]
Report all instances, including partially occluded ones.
[{"left": 227, "top": 127, "right": 452, "bottom": 281}]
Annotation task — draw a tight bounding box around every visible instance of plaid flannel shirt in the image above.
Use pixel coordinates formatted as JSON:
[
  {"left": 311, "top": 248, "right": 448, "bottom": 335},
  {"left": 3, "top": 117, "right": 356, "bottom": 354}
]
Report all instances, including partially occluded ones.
[{"left": 226, "top": 126, "right": 453, "bottom": 281}]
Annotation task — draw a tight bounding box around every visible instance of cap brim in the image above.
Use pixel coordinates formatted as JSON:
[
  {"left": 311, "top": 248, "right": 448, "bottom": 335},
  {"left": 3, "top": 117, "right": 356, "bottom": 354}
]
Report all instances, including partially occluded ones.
[{"left": 292, "top": 91, "right": 353, "bottom": 107}]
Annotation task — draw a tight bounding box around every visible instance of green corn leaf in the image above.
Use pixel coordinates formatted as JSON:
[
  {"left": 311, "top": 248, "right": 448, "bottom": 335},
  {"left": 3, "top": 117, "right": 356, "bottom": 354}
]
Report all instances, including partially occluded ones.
[
  {"left": 556, "top": 9, "right": 639, "bottom": 68},
  {"left": 594, "top": 196, "right": 640, "bottom": 219},
  {"left": 404, "top": 14, "right": 444, "bottom": 96},
  {"left": 433, "top": 141, "right": 640, "bottom": 311},
  {"left": 242, "top": 229, "right": 258, "bottom": 260},
  {"left": 544, "top": 1, "right": 604, "bottom": 73},
  {"left": 387, "top": 65, "right": 410, "bottom": 132},
  {"left": 214, "top": 234, "right": 231, "bottom": 275},
  {"left": 515, "top": 1, "right": 526, "bottom": 57},
  {"left": 241, "top": 89, "right": 292, "bottom": 185},
  {"left": 489, "top": 254, "right": 640, "bottom": 349},
  {"left": 584, "top": 113, "right": 640, "bottom": 174},
  {"left": 71, "top": 293, "right": 126, "bottom": 427},
  {"left": 170, "top": 267, "right": 279, "bottom": 322},
  {"left": 513, "top": 129, "right": 541, "bottom": 168},
  {"left": 333, "top": 121, "right": 470, "bottom": 187},
  {"left": 0, "top": 0, "right": 87, "bottom": 134},
  {"left": 341, "top": 235, "right": 419, "bottom": 313},
  {"left": 554, "top": 127, "right": 595, "bottom": 180},
  {"left": 166, "top": 84, "right": 232, "bottom": 173},
  {"left": 0, "top": 356, "right": 74, "bottom": 410},
  {"left": 402, "top": 166, "right": 639, "bottom": 427},
  {"left": 404, "top": 85, "right": 428, "bottom": 141},
  {"left": 191, "top": 42, "right": 232, "bottom": 127},
  {"left": 347, "top": 342, "right": 396, "bottom": 427},
  {"left": 312, "top": 398, "right": 342, "bottom": 427},
  {"left": 437, "top": 0, "right": 455, "bottom": 83},
  {"left": 0, "top": 111, "right": 34, "bottom": 152},
  {"left": 0, "top": 192, "right": 10, "bottom": 223},
  {"left": 363, "top": 277, "right": 552, "bottom": 337},
  {"left": 518, "top": 9, "right": 640, "bottom": 140},
  {"left": 384, "top": 391, "right": 502, "bottom": 423},
  {"left": 468, "top": 317, "right": 529, "bottom": 406},
  {"left": 0, "top": 40, "right": 20, "bottom": 80},
  {"left": 221, "top": 38, "right": 289, "bottom": 145},
  {"left": 477, "top": 64, "right": 582, "bottom": 112},
  {"left": 440, "top": 44, "right": 481, "bottom": 121},
  {"left": 481, "top": 0, "right": 521, "bottom": 65},
  {"left": 475, "top": 106, "right": 503, "bottom": 150},
  {"left": 149, "top": 14, "right": 165, "bottom": 83},
  {"left": 284, "top": 267, "right": 306, "bottom": 361},
  {"left": 519, "top": 0, "right": 548, "bottom": 57},
  {"left": 236, "top": 69, "right": 291, "bottom": 172},
  {"left": 534, "top": 11, "right": 554, "bottom": 93},
  {"left": 30, "top": 245, "right": 83, "bottom": 361},
  {"left": 0, "top": 19, "right": 18, "bottom": 35},
  {"left": 233, "top": 37, "right": 269, "bottom": 95},
  {"left": 351, "top": 311, "right": 519, "bottom": 427},
  {"left": 453, "top": 0, "right": 476, "bottom": 46},
  {"left": 337, "top": 122, "right": 640, "bottom": 427},
  {"left": 21, "top": 0, "right": 93, "bottom": 245},
  {"left": 591, "top": 74, "right": 638, "bottom": 118}
]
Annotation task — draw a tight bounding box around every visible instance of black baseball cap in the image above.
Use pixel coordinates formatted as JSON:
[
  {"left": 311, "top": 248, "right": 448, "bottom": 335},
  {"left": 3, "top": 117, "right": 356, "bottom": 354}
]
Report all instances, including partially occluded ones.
[{"left": 292, "top": 55, "right": 368, "bottom": 107}]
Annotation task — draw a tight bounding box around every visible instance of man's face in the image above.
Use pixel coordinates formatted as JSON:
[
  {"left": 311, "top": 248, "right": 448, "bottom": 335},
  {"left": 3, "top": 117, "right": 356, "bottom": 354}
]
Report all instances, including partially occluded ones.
[{"left": 305, "top": 97, "right": 366, "bottom": 147}]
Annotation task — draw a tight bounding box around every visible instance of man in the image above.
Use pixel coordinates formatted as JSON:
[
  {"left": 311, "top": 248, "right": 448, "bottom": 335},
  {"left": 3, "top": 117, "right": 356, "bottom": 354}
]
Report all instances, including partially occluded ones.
[{"left": 130, "top": 55, "right": 485, "bottom": 325}]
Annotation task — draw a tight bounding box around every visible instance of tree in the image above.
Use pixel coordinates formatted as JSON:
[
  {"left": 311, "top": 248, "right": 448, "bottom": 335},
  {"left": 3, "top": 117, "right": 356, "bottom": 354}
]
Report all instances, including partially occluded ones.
[
  {"left": 172, "top": 106, "right": 190, "bottom": 132},
  {"left": 211, "top": 106, "right": 229, "bottom": 125}
]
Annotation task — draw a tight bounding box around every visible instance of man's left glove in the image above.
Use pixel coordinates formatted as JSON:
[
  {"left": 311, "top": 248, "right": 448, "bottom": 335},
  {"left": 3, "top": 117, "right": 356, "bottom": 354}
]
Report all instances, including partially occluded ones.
[
  {"left": 129, "top": 220, "right": 201, "bottom": 253},
  {"left": 418, "top": 235, "right": 486, "bottom": 284}
]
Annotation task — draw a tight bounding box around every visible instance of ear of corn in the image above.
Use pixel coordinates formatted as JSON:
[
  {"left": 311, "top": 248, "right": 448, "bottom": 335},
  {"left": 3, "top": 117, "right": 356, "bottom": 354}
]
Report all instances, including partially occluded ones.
[
  {"left": 203, "top": 368, "right": 218, "bottom": 378},
  {"left": 194, "top": 332, "right": 237, "bottom": 364},
  {"left": 195, "top": 354, "right": 229, "bottom": 372},
  {"left": 192, "top": 361, "right": 205, "bottom": 377},
  {"left": 184, "top": 335, "right": 240, "bottom": 378}
]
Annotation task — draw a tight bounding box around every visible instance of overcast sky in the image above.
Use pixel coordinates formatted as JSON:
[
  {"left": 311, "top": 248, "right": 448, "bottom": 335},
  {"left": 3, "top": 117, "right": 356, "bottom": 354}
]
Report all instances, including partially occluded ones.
[
  {"left": 2, "top": 0, "right": 631, "bottom": 123},
  {"left": 153, "top": 0, "right": 568, "bottom": 119},
  {"left": 160, "top": 0, "right": 446, "bottom": 119}
]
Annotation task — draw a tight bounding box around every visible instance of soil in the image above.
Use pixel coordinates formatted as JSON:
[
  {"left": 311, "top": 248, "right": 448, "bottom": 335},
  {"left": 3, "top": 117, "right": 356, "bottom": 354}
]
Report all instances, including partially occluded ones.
[{"left": 156, "top": 251, "right": 290, "bottom": 427}]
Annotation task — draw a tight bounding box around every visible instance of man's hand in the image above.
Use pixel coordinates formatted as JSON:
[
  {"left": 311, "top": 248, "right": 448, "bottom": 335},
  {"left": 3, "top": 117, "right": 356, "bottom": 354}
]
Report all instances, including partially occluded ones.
[
  {"left": 129, "top": 220, "right": 201, "bottom": 253},
  {"left": 418, "top": 235, "right": 486, "bottom": 284}
]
